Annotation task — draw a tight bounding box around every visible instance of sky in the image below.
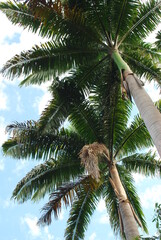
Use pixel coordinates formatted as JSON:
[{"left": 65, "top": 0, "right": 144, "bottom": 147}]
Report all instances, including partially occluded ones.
[{"left": 0, "top": 2, "right": 161, "bottom": 240}]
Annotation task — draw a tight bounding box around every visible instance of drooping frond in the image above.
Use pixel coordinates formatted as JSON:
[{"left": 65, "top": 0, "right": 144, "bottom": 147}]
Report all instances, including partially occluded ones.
[
  {"left": 39, "top": 77, "right": 86, "bottom": 132},
  {"left": 37, "top": 176, "right": 91, "bottom": 226},
  {"left": 2, "top": 125, "right": 85, "bottom": 160},
  {"left": 64, "top": 179, "right": 99, "bottom": 240},
  {"left": 1, "top": 40, "right": 100, "bottom": 80},
  {"left": 5, "top": 120, "right": 37, "bottom": 135},
  {"left": 69, "top": 100, "right": 102, "bottom": 143},
  {"left": 117, "top": 165, "right": 148, "bottom": 233},
  {"left": 0, "top": 1, "right": 101, "bottom": 42},
  {"left": 121, "top": 151, "right": 161, "bottom": 177},
  {"left": 12, "top": 158, "right": 83, "bottom": 203},
  {"left": 114, "top": 115, "right": 153, "bottom": 158},
  {"left": 119, "top": 0, "right": 161, "bottom": 46},
  {"left": 156, "top": 30, "right": 161, "bottom": 49}
]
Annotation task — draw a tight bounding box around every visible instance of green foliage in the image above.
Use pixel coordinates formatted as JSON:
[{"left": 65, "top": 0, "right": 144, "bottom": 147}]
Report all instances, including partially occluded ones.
[{"left": 1, "top": 0, "right": 161, "bottom": 239}]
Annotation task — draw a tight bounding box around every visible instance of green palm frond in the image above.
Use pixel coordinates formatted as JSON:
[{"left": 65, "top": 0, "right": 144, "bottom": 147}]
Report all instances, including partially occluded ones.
[
  {"left": 112, "top": 0, "right": 139, "bottom": 45},
  {"left": 114, "top": 115, "right": 153, "bottom": 158},
  {"left": 119, "top": 0, "right": 161, "bottom": 45},
  {"left": 122, "top": 41, "right": 161, "bottom": 65},
  {"left": 0, "top": 1, "right": 100, "bottom": 42},
  {"left": 117, "top": 165, "right": 148, "bottom": 233},
  {"left": 1, "top": 40, "right": 100, "bottom": 80},
  {"left": 121, "top": 51, "right": 161, "bottom": 83},
  {"left": 12, "top": 159, "right": 83, "bottom": 203},
  {"left": 2, "top": 125, "right": 84, "bottom": 160},
  {"left": 69, "top": 100, "right": 102, "bottom": 143},
  {"left": 38, "top": 176, "right": 90, "bottom": 226},
  {"left": 156, "top": 30, "right": 161, "bottom": 49},
  {"left": 39, "top": 77, "right": 86, "bottom": 131},
  {"left": 121, "top": 151, "right": 161, "bottom": 177},
  {"left": 64, "top": 179, "right": 99, "bottom": 240},
  {"left": 0, "top": 1, "right": 42, "bottom": 33},
  {"left": 5, "top": 120, "right": 37, "bottom": 135}
]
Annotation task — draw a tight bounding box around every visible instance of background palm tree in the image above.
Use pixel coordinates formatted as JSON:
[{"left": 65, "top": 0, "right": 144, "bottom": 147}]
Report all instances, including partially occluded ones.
[
  {"left": 3, "top": 73, "right": 161, "bottom": 239},
  {"left": 0, "top": 0, "right": 161, "bottom": 156}
]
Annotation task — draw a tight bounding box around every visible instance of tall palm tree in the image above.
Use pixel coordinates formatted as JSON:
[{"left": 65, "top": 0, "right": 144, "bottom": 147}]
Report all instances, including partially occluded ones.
[
  {"left": 0, "top": 0, "right": 161, "bottom": 156},
  {"left": 3, "top": 74, "right": 161, "bottom": 240}
]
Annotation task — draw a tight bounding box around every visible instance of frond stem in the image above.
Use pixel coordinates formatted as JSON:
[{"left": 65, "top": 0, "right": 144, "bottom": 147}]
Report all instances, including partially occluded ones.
[
  {"left": 114, "top": 0, "right": 127, "bottom": 47},
  {"left": 92, "top": 0, "right": 112, "bottom": 47},
  {"left": 118, "top": 0, "right": 161, "bottom": 47},
  {"left": 114, "top": 122, "right": 144, "bottom": 158}
]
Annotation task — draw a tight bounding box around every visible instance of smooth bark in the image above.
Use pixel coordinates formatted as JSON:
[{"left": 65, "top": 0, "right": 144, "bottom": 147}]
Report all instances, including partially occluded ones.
[
  {"left": 110, "top": 164, "right": 140, "bottom": 240},
  {"left": 112, "top": 50, "right": 161, "bottom": 158},
  {"left": 125, "top": 71, "right": 161, "bottom": 158}
]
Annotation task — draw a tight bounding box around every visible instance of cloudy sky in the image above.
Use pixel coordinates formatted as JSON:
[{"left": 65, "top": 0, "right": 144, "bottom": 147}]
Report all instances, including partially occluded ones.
[{"left": 0, "top": 2, "right": 161, "bottom": 240}]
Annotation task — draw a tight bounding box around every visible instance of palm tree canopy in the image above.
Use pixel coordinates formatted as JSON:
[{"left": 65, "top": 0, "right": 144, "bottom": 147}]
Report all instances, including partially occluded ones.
[
  {"left": 3, "top": 73, "right": 161, "bottom": 238},
  {"left": 0, "top": 0, "right": 161, "bottom": 87}
]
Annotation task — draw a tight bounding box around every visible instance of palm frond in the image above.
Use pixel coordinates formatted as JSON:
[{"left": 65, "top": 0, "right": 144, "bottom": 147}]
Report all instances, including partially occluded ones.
[
  {"left": 1, "top": 40, "right": 100, "bottom": 80},
  {"left": 121, "top": 151, "right": 161, "bottom": 177},
  {"left": 114, "top": 115, "right": 153, "bottom": 158},
  {"left": 119, "top": 0, "right": 161, "bottom": 46},
  {"left": 38, "top": 175, "right": 90, "bottom": 226},
  {"left": 39, "top": 77, "right": 86, "bottom": 131},
  {"left": 12, "top": 159, "right": 83, "bottom": 203},
  {"left": 121, "top": 51, "right": 161, "bottom": 84},
  {"left": 64, "top": 178, "right": 99, "bottom": 240},
  {"left": 0, "top": 1, "right": 101, "bottom": 43},
  {"left": 156, "top": 30, "right": 161, "bottom": 49},
  {"left": 2, "top": 125, "right": 84, "bottom": 160},
  {"left": 69, "top": 100, "right": 102, "bottom": 143},
  {"left": 113, "top": 0, "right": 139, "bottom": 45}
]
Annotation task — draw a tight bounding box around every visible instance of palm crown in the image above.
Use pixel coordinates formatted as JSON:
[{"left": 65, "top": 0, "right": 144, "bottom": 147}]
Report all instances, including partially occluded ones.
[
  {"left": 1, "top": 1, "right": 161, "bottom": 239},
  {"left": 3, "top": 72, "right": 161, "bottom": 239},
  {"left": 0, "top": 0, "right": 161, "bottom": 84}
]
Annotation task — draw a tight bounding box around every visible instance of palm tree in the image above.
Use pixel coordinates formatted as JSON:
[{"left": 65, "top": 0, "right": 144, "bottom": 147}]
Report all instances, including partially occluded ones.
[
  {"left": 3, "top": 74, "right": 161, "bottom": 240},
  {"left": 0, "top": 0, "right": 161, "bottom": 156}
]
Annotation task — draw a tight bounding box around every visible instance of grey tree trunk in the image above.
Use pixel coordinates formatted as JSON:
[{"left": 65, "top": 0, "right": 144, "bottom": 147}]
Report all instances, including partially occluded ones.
[
  {"left": 112, "top": 50, "right": 161, "bottom": 158},
  {"left": 125, "top": 70, "right": 161, "bottom": 158},
  {"left": 110, "top": 164, "right": 140, "bottom": 240}
]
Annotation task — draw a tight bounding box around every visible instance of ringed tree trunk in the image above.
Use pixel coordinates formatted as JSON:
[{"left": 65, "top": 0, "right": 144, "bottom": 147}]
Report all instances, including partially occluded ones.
[
  {"left": 109, "top": 164, "right": 140, "bottom": 240},
  {"left": 112, "top": 50, "right": 161, "bottom": 158},
  {"left": 80, "top": 143, "right": 140, "bottom": 240}
]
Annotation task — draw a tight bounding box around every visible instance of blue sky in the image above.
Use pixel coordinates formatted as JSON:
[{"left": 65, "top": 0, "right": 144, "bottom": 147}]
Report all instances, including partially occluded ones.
[{"left": 0, "top": 3, "right": 161, "bottom": 240}]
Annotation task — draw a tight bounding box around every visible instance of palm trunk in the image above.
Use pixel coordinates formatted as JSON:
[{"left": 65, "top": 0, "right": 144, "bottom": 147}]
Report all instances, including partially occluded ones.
[
  {"left": 112, "top": 50, "right": 161, "bottom": 158},
  {"left": 110, "top": 164, "right": 140, "bottom": 240}
]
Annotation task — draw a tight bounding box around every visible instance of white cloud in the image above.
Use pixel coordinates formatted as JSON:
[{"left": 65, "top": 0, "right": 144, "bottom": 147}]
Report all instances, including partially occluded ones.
[
  {"left": 3, "top": 197, "right": 15, "bottom": 209},
  {"left": 99, "top": 214, "right": 109, "bottom": 224},
  {"left": 0, "top": 159, "right": 4, "bottom": 171},
  {"left": 96, "top": 198, "right": 106, "bottom": 213},
  {"left": 33, "top": 91, "right": 52, "bottom": 115},
  {"left": 0, "top": 116, "right": 8, "bottom": 147},
  {"left": 132, "top": 173, "right": 145, "bottom": 186},
  {"left": 0, "top": 80, "right": 8, "bottom": 110},
  {"left": 21, "top": 216, "right": 41, "bottom": 237},
  {"left": 89, "top": 232, "right": 97, "bottom": 240},
  {"left": 44, "top": 227, "right": 54, "bottom": 240},
  {"left": 13, "top": 159, "right": 29, "bottom": 176},
  {"left": 21, "top": 215, "right": 55, "bottom": 240},
  {"left": 141, "top": 184, "right": 161, "bottom": 209},
  {"left": 58, "top": 209, "right": 64, "bottom": 221},
  {"left": 0, "top": 10, "right": 47, "bottom": 69},
  {"left": 145, "top": 80, "right": 160, "bottom": 102},
  {"left": 16, "top": 92, "right": 23, "bottom": 113}
]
